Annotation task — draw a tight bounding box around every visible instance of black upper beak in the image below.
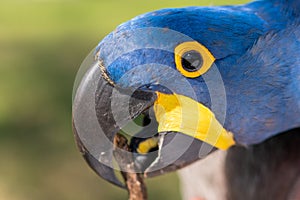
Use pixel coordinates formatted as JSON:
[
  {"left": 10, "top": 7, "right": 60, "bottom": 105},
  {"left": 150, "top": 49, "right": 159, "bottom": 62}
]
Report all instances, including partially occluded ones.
[{"left": 72, "top": 59, "right": 216, "bottom": 188}]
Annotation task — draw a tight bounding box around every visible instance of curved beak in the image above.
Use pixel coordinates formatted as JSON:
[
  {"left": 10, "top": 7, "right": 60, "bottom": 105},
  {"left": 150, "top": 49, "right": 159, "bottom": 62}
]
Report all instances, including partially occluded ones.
[
  {"left": 72, "top": 62, "right": 156, "bottom": 188},
  {"left": 72, "top": 58, "right": 235, "bottom": 188}
]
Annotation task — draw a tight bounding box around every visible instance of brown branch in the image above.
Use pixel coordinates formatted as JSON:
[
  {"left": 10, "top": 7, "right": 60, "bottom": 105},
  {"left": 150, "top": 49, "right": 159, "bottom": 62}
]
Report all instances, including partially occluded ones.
[{"left": 113, "top": 133, "right": 148, "bottom": 200}]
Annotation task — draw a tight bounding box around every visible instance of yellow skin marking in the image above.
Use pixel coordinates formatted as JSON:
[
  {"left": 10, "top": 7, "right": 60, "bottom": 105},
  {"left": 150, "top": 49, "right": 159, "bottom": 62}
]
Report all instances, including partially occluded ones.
[
  {"left": 153, "top": 92, "right": 235, "bottom": 150},
  {"left": 175, "top": 41, "right": 216, "bottom": 78},
  {"left": 137, "top": 137, "right": 159, "bottom": 154}
]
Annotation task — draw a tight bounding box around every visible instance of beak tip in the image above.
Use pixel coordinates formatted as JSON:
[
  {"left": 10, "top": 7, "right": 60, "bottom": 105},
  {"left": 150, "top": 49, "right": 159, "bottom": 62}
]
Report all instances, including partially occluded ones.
[
  {"left": 83, "top": 149, "right": 126, "bottom": 189},
  {"left": 73, "top": 121, "right": 126, "bottom": 189}
]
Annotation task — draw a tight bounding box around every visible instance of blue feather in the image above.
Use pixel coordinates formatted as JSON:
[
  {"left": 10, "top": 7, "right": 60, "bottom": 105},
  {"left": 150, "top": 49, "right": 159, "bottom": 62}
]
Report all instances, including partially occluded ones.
[{"left": 96, "top": 0, "right": 300, "bottom": 145}]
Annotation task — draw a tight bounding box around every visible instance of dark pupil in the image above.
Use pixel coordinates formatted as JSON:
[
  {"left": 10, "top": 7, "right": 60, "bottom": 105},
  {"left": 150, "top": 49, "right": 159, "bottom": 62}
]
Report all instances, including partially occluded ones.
[{"left": 181, "top": 50, "right": 203, "bottom": 72}]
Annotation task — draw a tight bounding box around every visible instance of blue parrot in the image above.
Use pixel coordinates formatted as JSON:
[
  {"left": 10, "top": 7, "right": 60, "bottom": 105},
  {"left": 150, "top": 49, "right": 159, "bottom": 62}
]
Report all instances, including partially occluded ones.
[{"left": 72, "top": 0, "right": 300, "bottom": 198}]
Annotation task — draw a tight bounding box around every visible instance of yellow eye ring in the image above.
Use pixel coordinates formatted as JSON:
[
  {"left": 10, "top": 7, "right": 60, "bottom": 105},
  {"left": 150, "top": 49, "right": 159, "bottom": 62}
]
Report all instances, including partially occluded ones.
[{"left": 175, "top": 41, "right": 216, "bottom": 78}]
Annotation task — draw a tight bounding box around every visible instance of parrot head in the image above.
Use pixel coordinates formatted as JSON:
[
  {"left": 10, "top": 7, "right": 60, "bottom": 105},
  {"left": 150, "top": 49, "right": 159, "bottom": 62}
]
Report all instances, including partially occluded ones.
[{"left": 72, "top": 4, "right": 300, "bottom": 188}]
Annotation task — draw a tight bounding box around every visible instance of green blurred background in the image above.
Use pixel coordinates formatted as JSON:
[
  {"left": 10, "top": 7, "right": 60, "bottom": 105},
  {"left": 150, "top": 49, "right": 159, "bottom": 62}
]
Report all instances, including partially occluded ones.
[{"left": 0, "top": 0, "right": 247, "bottom": 199}]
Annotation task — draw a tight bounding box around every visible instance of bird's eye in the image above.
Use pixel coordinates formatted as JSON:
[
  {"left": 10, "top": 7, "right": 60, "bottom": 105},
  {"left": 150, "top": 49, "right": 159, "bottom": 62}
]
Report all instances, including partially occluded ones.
[
  {"left": 175, "top": 41, "right": 216, "bottom": 78},
  {"left": 181, "top": 50, "right": 203, "bottom": 72}
]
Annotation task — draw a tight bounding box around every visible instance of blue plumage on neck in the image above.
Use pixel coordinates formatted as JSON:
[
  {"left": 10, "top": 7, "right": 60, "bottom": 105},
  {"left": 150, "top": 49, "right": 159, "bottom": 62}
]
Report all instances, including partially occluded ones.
[
  {"left": 266, "top": 0, "right": 300, "bottom": 16},
  {"left": 223, "top": 24, "right": 300, "bottom": 145}
]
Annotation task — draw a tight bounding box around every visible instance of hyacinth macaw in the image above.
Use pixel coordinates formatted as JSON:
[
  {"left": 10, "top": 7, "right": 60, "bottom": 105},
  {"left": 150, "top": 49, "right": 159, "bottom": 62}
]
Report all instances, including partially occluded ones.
[{"left": 72, "top": 0, "right": 300, "bottom": 199}]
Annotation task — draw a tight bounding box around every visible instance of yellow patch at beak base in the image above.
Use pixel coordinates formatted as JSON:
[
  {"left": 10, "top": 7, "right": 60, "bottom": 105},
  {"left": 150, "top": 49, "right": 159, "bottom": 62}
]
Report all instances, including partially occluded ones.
[{"left": 153, "top": 92, "right": 235, "bottom": 150}]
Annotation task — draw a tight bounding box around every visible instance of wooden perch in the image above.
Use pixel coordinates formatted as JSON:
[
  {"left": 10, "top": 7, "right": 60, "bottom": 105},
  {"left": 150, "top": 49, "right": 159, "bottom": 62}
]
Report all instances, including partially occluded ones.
[{"left": 113, "top": 133, "right": 148, "bottom": 200}]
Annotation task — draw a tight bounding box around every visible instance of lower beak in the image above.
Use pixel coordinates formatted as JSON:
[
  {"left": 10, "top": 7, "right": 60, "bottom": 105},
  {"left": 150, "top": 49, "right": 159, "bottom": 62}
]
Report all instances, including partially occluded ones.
[
  {"left": 72, "top": 62, "right": 235, "bottom": 188},
  {"left": 144, "top": 132, "right": 217, "bottom": 177}
]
